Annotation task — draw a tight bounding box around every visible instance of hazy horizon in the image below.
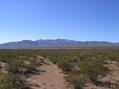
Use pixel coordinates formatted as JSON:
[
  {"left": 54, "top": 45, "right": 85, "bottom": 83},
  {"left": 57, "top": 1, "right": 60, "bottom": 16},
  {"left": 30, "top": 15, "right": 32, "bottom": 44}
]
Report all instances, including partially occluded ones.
[
  {"left": 0, "top": 0, "right": 119, "bottom": 43},
  {"left": 0, "top": 38, "right": 119, "bottom": 44}
]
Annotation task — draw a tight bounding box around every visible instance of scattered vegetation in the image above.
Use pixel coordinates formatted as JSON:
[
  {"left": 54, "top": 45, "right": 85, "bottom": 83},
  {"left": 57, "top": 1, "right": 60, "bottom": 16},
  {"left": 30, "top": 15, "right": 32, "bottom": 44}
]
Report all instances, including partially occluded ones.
[{"left": 0, "top": 49, "right": 119, "bottom": 89}]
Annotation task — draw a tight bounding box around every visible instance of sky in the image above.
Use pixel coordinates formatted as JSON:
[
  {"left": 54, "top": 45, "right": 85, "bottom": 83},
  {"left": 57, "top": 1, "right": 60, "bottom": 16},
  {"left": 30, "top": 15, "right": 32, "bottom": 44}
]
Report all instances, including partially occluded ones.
[{"left": 0, "top": 0, "right": 119, "bottom": 43}]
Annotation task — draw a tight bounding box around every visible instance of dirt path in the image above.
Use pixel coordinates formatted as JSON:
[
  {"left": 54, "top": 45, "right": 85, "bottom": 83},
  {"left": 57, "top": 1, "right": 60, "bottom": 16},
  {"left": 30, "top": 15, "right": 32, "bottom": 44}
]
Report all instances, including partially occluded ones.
[{"left": 26, "top": 60, "right": 72, "bottom": 89}]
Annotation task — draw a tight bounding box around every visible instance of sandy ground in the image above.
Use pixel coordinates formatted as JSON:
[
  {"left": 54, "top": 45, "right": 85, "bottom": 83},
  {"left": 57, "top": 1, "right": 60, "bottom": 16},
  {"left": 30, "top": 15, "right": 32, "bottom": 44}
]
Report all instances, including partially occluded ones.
[{"left": 26, "top": 61, "right": 72, "bottom": 89}]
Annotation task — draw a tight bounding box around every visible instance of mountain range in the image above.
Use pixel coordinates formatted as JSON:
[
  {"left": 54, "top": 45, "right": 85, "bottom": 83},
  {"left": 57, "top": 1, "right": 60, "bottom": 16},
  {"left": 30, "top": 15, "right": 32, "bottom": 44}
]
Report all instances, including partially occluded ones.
[{"left": 0, "top": 39, "right": 119, "bottom": 49}]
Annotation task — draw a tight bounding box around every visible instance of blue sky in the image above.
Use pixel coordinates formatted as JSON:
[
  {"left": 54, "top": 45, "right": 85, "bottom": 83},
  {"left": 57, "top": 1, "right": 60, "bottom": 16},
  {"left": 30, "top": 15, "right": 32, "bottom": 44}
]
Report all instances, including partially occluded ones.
[{"left": 0, "top": 0, "right": 119, "bottom": 43}]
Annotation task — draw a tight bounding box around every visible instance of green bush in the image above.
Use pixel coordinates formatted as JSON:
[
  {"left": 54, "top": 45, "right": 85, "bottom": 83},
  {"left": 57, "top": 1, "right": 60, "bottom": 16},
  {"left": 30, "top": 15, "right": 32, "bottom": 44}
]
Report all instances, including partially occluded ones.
[
  {"left": 23, "top": 61, "right": 39, "bottom": 74},
  {"left": 0, "top": 74, "right": 13, "bottom": 89},
  {"left": 79, "top": 58, "right": 109, "bottom": 83},
  {"left": 6, "top": 59, "right": 22, "bottom": 74},
  {"left": 66, "top": 74, "right": 87, "bottom": 89},
  {"left": 58, "top": 59, "right": 73, "bottom": 73},
  {"left": 0, "top": 73, "right": 27, "bottom": 89}
]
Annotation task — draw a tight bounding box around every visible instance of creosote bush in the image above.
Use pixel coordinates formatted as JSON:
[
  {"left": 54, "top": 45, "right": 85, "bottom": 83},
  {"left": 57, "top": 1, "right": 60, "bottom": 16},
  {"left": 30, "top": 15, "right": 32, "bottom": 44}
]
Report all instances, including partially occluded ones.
[{"left": 0, "top": 49, "right": 119, "bottom": 89}]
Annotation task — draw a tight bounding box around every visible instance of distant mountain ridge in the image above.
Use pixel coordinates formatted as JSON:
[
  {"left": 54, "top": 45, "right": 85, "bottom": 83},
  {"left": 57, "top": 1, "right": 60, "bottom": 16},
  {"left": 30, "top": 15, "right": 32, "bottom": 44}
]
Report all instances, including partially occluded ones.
[{"left": 0, "top": 39, "right": 119, "bottom": 49}]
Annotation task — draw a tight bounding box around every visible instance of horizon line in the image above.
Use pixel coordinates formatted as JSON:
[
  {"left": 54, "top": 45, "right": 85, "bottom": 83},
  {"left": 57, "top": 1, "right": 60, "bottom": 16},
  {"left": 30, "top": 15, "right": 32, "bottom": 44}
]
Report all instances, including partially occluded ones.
[{"left": 0, "top": 39, "right": 119, "bottom": 44}]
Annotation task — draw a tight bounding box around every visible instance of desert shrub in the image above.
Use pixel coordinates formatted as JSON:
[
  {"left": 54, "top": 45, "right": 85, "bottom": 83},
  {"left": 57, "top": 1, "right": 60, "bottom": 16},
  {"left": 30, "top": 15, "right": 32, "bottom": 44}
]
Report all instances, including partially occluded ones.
[
  {"left": 23, "top": 61, "right": 38, "bottom": 74},
  {"left": 0, "top": 74, "right": 13, "bottom": 89},
  {"left": 6, "top": 59, "right": 23, "bottom": 74},
  {"left": 66, "top": 74, "right": 87, "bottom": 89},
  {"left": 58, "top": 59, "right": 73, "bottom": 73},
  {"left": 79, "top": 58, "right": 109, "bottom": 83},
  {"left": 0, "top": 73, "right": 27, "bottom": 89},
  {"left": 0, "top": 49, "right": 119, "bottom": 89}
]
